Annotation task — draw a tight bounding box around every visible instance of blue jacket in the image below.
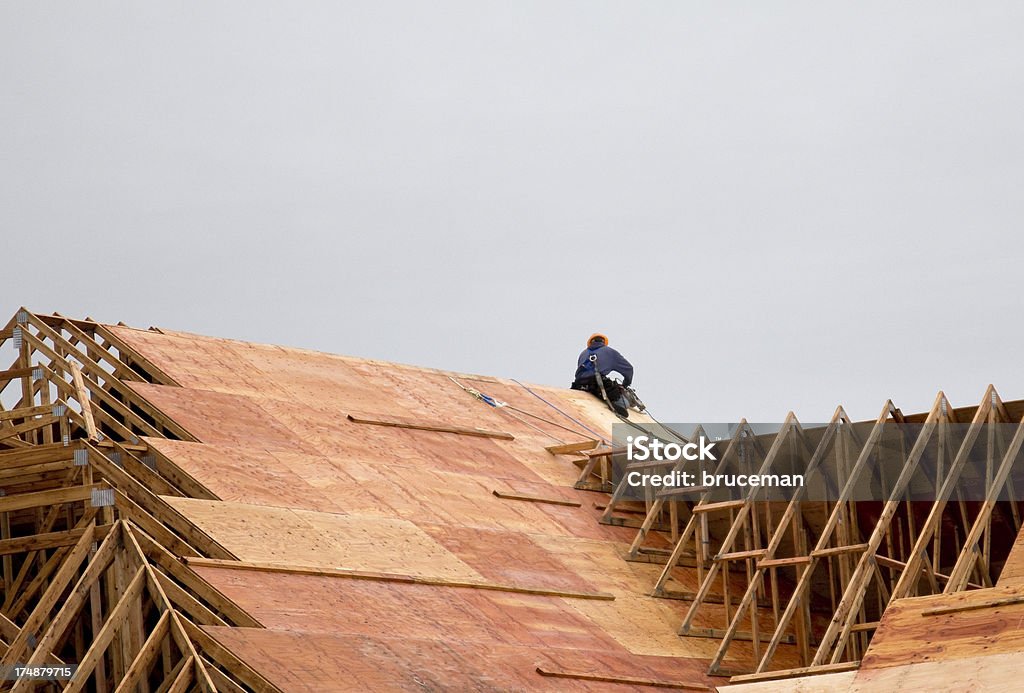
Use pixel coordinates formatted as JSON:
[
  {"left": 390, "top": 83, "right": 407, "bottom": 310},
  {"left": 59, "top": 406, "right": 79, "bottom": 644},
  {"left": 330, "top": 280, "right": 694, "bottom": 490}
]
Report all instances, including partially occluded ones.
[{"left": 574, "top": 345, "right": 633, "bottom": 387}]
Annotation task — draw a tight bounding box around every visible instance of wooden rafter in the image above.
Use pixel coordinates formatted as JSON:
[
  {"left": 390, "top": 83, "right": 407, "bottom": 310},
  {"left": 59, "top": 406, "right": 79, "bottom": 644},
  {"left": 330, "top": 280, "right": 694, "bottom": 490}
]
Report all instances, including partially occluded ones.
[{"left": 0, "top": 310, "right": 277, "bottom": 691}]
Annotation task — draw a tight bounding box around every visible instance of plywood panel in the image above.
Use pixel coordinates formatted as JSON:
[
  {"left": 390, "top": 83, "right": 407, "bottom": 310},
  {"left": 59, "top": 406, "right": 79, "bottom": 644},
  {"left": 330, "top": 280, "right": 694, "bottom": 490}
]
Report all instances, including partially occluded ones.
[
  {"left": 251, "top": 393, "right": 542, "bottom": 480},
  {"left": 145, "top": 438, "right": 342, "bottom": 511},
  {"left": 530, "top": 535, "right": 677, "bottom": 596},
  {"left": 418, "top": 524, "right": 600, "bottom": 594},
  {"left": 126, "top": 382, "right": 316, "bottom": 452},
  {"left": 371, "top": 466, "right": 585, "bottom": 535},
  {"left": 860, "top": 583, "right": 1024, "bottom": 669},
  {"left": 998, "top": 523, "right": 1024, "bottom": 587},
  {"left": 109, "top": 324, "right": 743, "bottom": 690},
  {"left": 112, "top": 325, "right": 649, "bottom": 454},
  {"left": 165, "top": 497, "right": 484, "bottom": 581},
  {"left": 851, "top": 651, "right": 1022, "bottom": 692},
  {"left": 308, "top": 456, "right": 625, "bottom": 538},
  {"left": 116, "top": 324, "right": 633, "bottom": 480},
  {"left": 151, "top": 438, "right": 611, "bottom": 537},
  {"left": 202, "top": 626, "right": 722, "bottom": 692},
  {"left": 110, "top": 326, "right": 296, "bottom": 400},
  {"left": 193, "top": 567, "right": 623, "bottom": 652},
  {"left": 567, "top": 594, "right": 721, "bottom": 659}
]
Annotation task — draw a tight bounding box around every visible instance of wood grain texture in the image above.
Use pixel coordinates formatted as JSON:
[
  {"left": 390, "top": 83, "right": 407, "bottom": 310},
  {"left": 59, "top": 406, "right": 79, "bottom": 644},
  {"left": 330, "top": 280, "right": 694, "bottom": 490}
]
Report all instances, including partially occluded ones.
[
  {"left": 202, "top": 626, "right": 722, "bottom": 693},
  {"left": 998, "top": 523, "right": 1024, "bottom": 587},
  {"left": 107, "top": 324, "right": 796, "bottom": 689},
  {"left": 163, "top": 497, "right": 484, "bottom": 581},
  {"left": 717, "top": 670, "right": 857, "bottom": 692},
  {"left": 346, "top": 411, "right": 514, "bottom": 440},
  {"left": 859, "top": 582, "right": 1024, "bottom": 670},
  {"left": 851, "top": 651, "right": 1023, "bottom": 692}
]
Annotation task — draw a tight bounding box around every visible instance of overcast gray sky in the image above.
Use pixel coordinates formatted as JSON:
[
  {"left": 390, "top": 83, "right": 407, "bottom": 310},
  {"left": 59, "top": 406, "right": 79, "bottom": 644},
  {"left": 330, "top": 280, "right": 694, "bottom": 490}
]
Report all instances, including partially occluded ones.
[{"left": 2, "top": 2, "right": 1022, "bottom": 423}]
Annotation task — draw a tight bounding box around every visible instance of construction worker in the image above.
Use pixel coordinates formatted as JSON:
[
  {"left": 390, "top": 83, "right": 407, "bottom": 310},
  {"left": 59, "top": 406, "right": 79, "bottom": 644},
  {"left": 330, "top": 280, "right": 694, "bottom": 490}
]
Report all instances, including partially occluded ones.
[{"left": 571, "top": 333, "right": 634, "bottom": 417}]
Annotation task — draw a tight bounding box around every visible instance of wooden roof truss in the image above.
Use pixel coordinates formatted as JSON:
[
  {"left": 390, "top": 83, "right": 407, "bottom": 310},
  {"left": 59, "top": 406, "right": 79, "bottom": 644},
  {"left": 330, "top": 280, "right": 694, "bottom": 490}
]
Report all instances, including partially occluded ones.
[
  {"left": 606, "top": 388, "right": 1024, "bottom": 685},
  {"left": 0, "top": 310, "right": 279, "bottom": 691}
]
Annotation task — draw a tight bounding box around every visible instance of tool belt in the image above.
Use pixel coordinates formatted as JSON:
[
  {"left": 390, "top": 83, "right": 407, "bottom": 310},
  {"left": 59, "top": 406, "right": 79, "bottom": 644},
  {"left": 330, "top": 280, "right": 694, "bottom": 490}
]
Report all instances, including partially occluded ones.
[{"left": 571, "top": 376, "right": 624, "bottom": 400}]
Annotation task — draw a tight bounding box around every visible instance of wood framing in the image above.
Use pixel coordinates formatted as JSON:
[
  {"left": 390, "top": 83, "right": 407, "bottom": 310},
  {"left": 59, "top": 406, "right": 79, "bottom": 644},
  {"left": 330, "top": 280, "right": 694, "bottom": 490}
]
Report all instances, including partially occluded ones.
[
  {"left": 0, "top": 310, "right": 275, "bottom": 691},
  {"left": 4, "top": 309, "right": 1024, "bottom": 690},
  {"left": 597, "top": 386, "right": 1024, "bottom": 683}
]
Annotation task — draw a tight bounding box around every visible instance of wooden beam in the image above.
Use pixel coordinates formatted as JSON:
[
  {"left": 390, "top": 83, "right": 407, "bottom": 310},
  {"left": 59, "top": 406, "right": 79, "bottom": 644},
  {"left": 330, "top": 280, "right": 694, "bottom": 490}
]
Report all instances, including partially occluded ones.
[
  {"left": 154, "top": 573, "right": 228, "bottom": 627},
  {"left": 675, "top": 413, "right": 806, "bottom": 652},
  {"left": 0, "top": 524, "right": 113, "bottom": 556},
  {"left": 25, "top": 313, "right": 191, "bottom": 440},
  {"left": 19, "top": 329, "right": 161, "bottom": 439},
  {"left": 683, "top": 627, "right": 794, "bottom": 644},
  {"left": 202, "top": 661, "right": 248, "bottom": 693},
  {"left": 89, "top": 321, "right": 182, "bottom": 387},
  {"left": 107, "top": 439, "right": 179, "bottom": 497},
  {"left": 116, "top": 608, "right": 170, "bottom": 693},
  {"left": 648, "top": 420, "right": 754, "bottom": 593},
  {"left": 94, "top": 440, "right": 150, "bottom": 453},
  {"left": 922, "top": 595, "right": 1024, "bottom": 617},
  {"left": 183, "top": 557, "right": 617, "bottom": 601},
  {"left": 849, "top": 621, "right": 879, "bottom": 632},
  {"left": 179, "top": 618, "right": 280, "bottom": 693},
  {"left": 85, "top": 443, "right": 235, "bottom": 560},
  {"left": 691, "top": 499, "right": 747, "bottom": 514},
  {"left": 48, "top": 314, "right": 148, "bottom": 384},
  {"left": 346, "top": 412, "right": 514, "bottom": 440},
  {"left": 178, "top": 613, "right": 219, "bottom": 692},
  {"left": 62, "top": 565, "right": 147, "bottom": 693},
  {"left": 33, "top": 363, "right": 138, "bottom": 442},
  {"left": 716, "top": 549, "right": 766, "bottom": 562},
  {"left": 946, "top": 418, "right": 1024, "bottom": 592},
  {"left": 129, "top": 526, "right": 261, "bottom": 628},
  {"left": 6, "top": 546, "right": 70, "bottom": 619},
  {"left": 0, "top": 442, "right": 74, "bottom": 466},
  {"left": 1, "top": 522, "right": 102, "bottom": 670},
  {"left": 810, "top": 544, "right": 868, "bottom": 559},
  {"left": 113, "top": 490, "right": 199, "bottom": 558},
  {"left": 491, "top": 490, "right": 581, "bottom": 507},
  {"left": 152, "top": 656, "right": 191, "bottom": 693},
  {"left": 545, "top": 439, "right": 599, "bottom": 455},
  {"left": 0, "top": 415, "right": 58, "bottom": 443},
  {"left": 748, "top": 400, "right": 909, "bottom": 673},
  {"left": 757, "top": 556, "right": 812, "bottom": 569},
  {"left": 704, "top": 407, "right": 850, "bottom": 673},
  {"left": 728, "top": 661, "right": 860, "bottom": 685},
  {"left": 584, "top": 446, "right": 627, "bottom": 458},
  {"left": 0, "top": 403, "right": 56, "bottom": 422},
  {"left": 874, "top": 554, "right": 981, "bottom": 588},
  {"left": 535, "top": 667, "right": 710, "bottom": 690},
  {"left": 0, "top": 366, "right": 37, "bottom": 388},
  {"left": 891, "top": 387, "right": 1001, "bottom": 600},
  {"left": 69, "top": 362, "right": 98, "bottom": 441},
  {"left": 17, "top": 531, "right": 129, "bottom": 681},
  {"left": 0, "top": 459, "right": 75, "bottom": 483},
  {"left": 0, "top": 483, "right": 103, "bottom": 514},
  {"left": 812, "top": 393, "right": 955, "bottom": 666},
  {"left": 164, "top": 655, "right": 195, "bottom": 693}
]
